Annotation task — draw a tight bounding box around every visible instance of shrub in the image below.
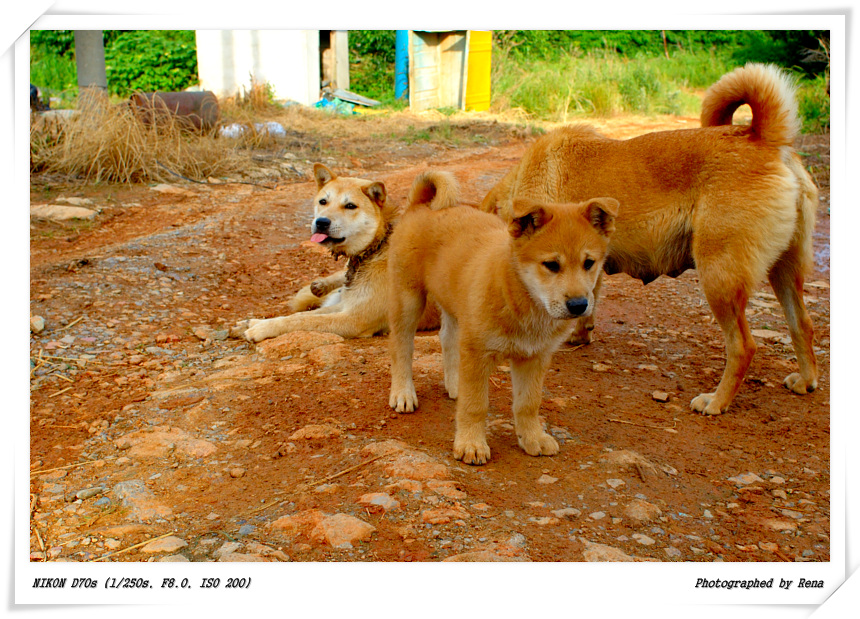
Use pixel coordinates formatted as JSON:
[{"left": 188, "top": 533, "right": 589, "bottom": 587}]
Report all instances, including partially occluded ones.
[{"left": 105, "top": 31, "right": 198, "bottom": 97}]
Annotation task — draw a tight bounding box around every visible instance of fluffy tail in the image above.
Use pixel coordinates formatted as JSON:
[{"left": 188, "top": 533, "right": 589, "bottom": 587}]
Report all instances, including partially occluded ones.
[
  {"left": 407, "top": 171, "right": 460, "bottom": 211},
  {"left": 700, "top": 63, "right": 800, "bottom": 147}
]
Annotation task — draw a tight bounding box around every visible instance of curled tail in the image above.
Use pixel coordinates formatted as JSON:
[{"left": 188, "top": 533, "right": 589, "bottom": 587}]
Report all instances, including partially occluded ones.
[
  {"left": 407, "top": 171, "right": 460, "bottom": 211},
  {"left": 701, "top": 63, "right": 801, "bottom": 147}
]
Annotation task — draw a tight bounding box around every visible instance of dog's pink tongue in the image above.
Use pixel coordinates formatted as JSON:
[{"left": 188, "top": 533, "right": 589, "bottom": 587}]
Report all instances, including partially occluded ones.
[{"left": 310, "top": 233, "right": 328, "bottom": 243}]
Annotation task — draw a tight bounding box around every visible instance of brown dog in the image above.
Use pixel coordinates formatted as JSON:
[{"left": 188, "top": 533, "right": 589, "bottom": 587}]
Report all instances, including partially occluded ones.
[
  {"left": 481, "top": 63, "right": 819, "bottom": 415},
  {"left": 242, "top": 164, "right": 438, "bottom": 341},
  {"left": 388, "top": 171, "right": 617, "bottom": 464}
]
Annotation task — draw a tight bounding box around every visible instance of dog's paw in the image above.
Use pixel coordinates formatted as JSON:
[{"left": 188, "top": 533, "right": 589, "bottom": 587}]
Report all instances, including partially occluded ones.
[
  {"left": 690, "top": 392, "right": 725, "bottom": 416},
  {"left": 444, "top": 376, "right": 458, "bottom": 400},
  {"left": 453, "top": 438, "right": 491, "bottom": 465},
  {"left": 567, "top": 325, "right": 593, "bottom": 346},
  {"left": 389, "top": 387, "right": 418, "bottom": 413},
  {"left": 243, "top": 319, "right": 274, "bottom": 343},
  {"left": 783, "top": 372, "right": 817, "bottom": 395},
  {"left": 518, "top": 431, "right": 560, "bottom": 457},
  {"left": 309, "top": 280, "right": 327, "bottom": 297},
  {"left": 229, "top": 320, "right": 250, "bottom": 339}
]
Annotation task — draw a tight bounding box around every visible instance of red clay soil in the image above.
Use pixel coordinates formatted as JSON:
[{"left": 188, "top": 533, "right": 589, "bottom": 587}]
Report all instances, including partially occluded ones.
[{"left": 28, "top": 115, "right": 830, "bottom": 564}]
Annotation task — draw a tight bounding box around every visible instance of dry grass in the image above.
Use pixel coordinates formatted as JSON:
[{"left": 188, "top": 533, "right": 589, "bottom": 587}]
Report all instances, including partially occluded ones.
[{"left": 30, "top": 97, "right": 248, "bottom": 185}]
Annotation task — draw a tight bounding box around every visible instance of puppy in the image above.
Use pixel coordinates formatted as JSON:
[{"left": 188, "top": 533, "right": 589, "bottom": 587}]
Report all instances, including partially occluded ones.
[
  {"left": 481, "top": 63, "right": 819, "bottom": 416},
  {"left": 388, "top": 171, "right": 617, "bottom": 464},
  {"left": 243, "top": 164, "right": 438, "bottom": 341}
]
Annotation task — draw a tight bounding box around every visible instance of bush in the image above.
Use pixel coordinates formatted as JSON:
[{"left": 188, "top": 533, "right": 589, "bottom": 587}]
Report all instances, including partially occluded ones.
[
  {"left": 348, "top": 30, "right": 397, "bottom": 103},
  {"left": 105, "top": 31, "right": 198, "bottom": 97}
]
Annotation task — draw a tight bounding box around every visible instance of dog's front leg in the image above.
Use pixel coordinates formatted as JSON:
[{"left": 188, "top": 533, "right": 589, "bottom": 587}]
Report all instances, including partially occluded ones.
[
  {"left": 452, "top": 344, "right": 493, "bottom": 465},
  {"left": 388, "top": 290, "right": 426, "bottom": 412},
  {"left": 510, "top": 354, "right": 559, "bottom": 457}
]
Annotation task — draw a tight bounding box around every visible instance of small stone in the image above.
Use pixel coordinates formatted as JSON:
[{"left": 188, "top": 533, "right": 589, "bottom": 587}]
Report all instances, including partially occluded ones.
[
  {"left": 229, "top": 468, "right": 246, "bottom": 479},
  {"left": 592, "top": 363, "right": 610, "bottom": 372},
  {"left": 551, "top": 508, "right": 581, "bottom": 519},
  {"left": 772, "top": 489, "right": 788, "bottom": 500},
  {"left": 770, "top": 476, "right": 786, "bottom": 485},
  {"left": 142, "top": 536, "right": 188, "bottom": 554},
  {"left": 75, "top": 487, "right": 105, "bottom": 501},
  {"left": 606, "top": 478, "right": 625, "bottom": 489},
  {"left": 632, "top": 533, "right": 656, "bottom": 546},
  {"left": 759, "top": 541, "right": 779, "bottom": 552},
  {"left": 537, "top": 474, "right": 558, "bottom": 485},
  {"left": 421, "top": 507, "right": 470, "bottom": 525},
  {"left": 727, "top": 472, "right": 765, "bottom": 486},
  {"left": 314, "top": 513, "right": 376, "bottom": 547},
  {"left": 358, "top": 492, "right": 401, "bottom": 512},
  {"left": 580, "top": 539, "right": 656, "bottom": 562},
  {"left": 158, "top": 554, "right": 190, "bottom": 562},
  {"left": 703, "top": 509, "right": 714, "bottom": 519},
  {"left": 30, "top": 204, "right": 98, "bottom": 221},
  {"left": 589, "top": 511, "right": 606, "bottom": 520},
  {"left": 289, "top": 424, "right": 341, "bottom": 440},
  {"left": 529, "top": 516, "right": 560, "bottom": 526},
  {"left": 651, "top": 391, "right": 670, "bottom": 403},
  {"left": 30, "top": 315, "right": 46, "bottom": 333},
  {"left": 664, "top": 547, "right": 682, "bottom": 558},
  {"left": 624, "top": 499, "right": 662, "bottom": 523}
]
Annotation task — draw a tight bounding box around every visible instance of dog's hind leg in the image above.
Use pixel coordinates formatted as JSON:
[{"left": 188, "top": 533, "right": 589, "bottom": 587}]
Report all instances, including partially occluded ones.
[
  {"left": 510, "top": 353, "right": 559, "bottom": 457},
  {"left": 388, "top": 288, "right": 426, "bottom": 413},
  {"left": 452, "top": 340, "right": 493, "bottom": 465},
  {"left": 439, "top": 311, "right": 460, "bottom": 399},
  {"left": 691, "top": 266, "right": 758, "bottom": 415},
  {"left": 768, "top": 252, "right": 818, "bottom": 394}
]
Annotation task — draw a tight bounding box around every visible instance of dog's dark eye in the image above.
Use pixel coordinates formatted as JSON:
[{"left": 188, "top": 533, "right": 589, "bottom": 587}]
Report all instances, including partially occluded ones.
[
  {"left": 319, "top": 198, "right": 327, "bottom": 205},
  {"left": 584, "top": 258, "right": 595, "bottom": 271},
  {"left": 542, "top": 260, "right": 561, "bottom": 273},
  {"left": 344, "top": 202, "right": 357, "bottom": 210}
]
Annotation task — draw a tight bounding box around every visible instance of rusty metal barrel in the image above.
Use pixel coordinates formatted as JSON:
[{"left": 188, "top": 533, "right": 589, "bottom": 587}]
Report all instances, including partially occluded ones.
[{"left": 129, "top": 91, "right": 220, "bottom": 133}]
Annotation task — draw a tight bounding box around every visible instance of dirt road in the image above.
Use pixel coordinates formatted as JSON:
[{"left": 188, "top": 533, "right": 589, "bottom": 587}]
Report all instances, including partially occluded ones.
[{"left": 28, "top": 113, "right": 830, "bottom": 564}]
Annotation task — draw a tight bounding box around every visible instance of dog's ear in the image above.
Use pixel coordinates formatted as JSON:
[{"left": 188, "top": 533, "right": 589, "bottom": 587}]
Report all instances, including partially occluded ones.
[
  {"left": 584, "top": 197, "right": 619, "bottom": 236},
  {"left": 313, "top": 163, "right": 337, "bottom": 189},
  {"left": 362, "top": 181, "right": 387, "bottom": 208},
  {"left": 509, "top": 198, "right": 552, "bottom": 238}
]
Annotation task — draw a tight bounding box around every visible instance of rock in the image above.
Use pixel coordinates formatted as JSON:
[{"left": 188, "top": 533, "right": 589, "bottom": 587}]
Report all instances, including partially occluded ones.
[
  {"left": 112, "top": 481, "right": 174, "bottom": 522},
  {"left": 751, "top": 329, "right": 786, "bottom": 340},
  {"left": 727, "top": 472, "right": 765, "bottom": 485},
  {"left": 537, "top": 474, "right": 558, "bottom": 485},
  {"left": 75, "top": 487, "right": 105, "bottom": 501},
  {"left": 307, "top": 343, "right": 350, "bottom": 367},
  {"left": 758, "top": 541, "right": 779, "bottom": 553},
  {"left": 142, "top": 536, "right": 188, "bottom": 554},
  {"left": 589, "top": 511, "right": 606, "bottom": 520},
  {"left": 313, "top": 514, "right": 376, "bottom": 547},
  {"left": 772, "top": 489, "right": 788, "bottom": 500},
  {"left": 580, "top": 539, "right": 657, "bottom": 562},
  {"left": 624, "top": 499, "right": 662, "bottom": 523},
  {"left": 158, "top": 554, "right": 190, "bottom": 562},
  {"left": 57, "top": 196, "right": 94, "bottom": 206},
  {"left": 150, "top": 184, "right": 194, "bottom": 196},
  {"left": 651, "top": 391, "right": 670, "bottom": 403},
  {"left": 289, "top": 424, "right": 341, "bottom": 441},
  {"left": 442, "top": 551, "right": 529, "bottom": 562},
  {"left": 606, "top": 478, "right": 625, "bottom": 489},
  {"left": 30, "top": 204, "right": 98, "bottom": 221},
  {"left": 421, "top": 506, "right": 470, "bottom": 525},
  {"left": 529, "top": 516, "right": 560, "bottom": 526},
  {"left": 256, "top": 331, "right": 344, "bottom": 359},
  {"left": 229, "top": 468, "right": 246, "bottom": 479},
  {"left": 358, "top": 492, "right": 401, "bottom": 512},
  {"left": 592, "top": 363, "right": 611, "bottom": 372},
  {"left": 30, "top": 315, "right": 46, "bottom": 333},
  {"left": 269, "top": 510, "right": 326, "bottom": 536},
  {"left": 632, "top": 533, "right": 656, "bottom": 546},
  {"left": 762, "top": 518, "right": 797, "bottom": 532},
  {"left": 664, "top": 547, "right": 682, "bottom": 558},
  {"left": 425, "top": 480, "right": 467, "bottom": 499},
  {"left": 551, "top": 507, "right": 581, "bottom": 519},
  {"left": 114, "top": 428, "right": 217, "bottom": 460}
]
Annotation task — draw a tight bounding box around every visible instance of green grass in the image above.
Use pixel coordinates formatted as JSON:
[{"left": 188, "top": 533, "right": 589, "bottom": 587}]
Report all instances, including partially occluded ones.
[{"left": 491, "top": 49, "right": 734, "bottom": 121}]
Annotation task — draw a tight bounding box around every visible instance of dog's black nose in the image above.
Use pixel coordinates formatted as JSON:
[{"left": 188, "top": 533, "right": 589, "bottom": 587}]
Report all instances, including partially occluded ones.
[
  {"left": 565, "top": 297, "right": 589, "bottom": 316},
  {"left": 314, "top": 217, "right": 331, "bottom": 233}
]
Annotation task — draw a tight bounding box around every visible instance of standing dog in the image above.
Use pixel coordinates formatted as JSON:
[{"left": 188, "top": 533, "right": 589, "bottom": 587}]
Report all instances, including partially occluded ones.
[
  {"left": 481, "top": 63, "right": 819, "bottom": 416},
  {"left": 388, "top": 171, "right": 617, "bottom": 464},
  {"left": 243, "top": 164, "right": 438, "bottom": 341}
]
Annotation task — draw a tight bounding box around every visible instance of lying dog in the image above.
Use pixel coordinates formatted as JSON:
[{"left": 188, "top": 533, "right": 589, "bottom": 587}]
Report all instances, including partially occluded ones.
[
  {"left": 388, "top": 171, "right": 617, "bottom": 464},
  {"left": 481, "top": 63, "right": 819, "bottom": 415},
  {"left": 243, "top": 163, "right": 438, "bottom": 341}
]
